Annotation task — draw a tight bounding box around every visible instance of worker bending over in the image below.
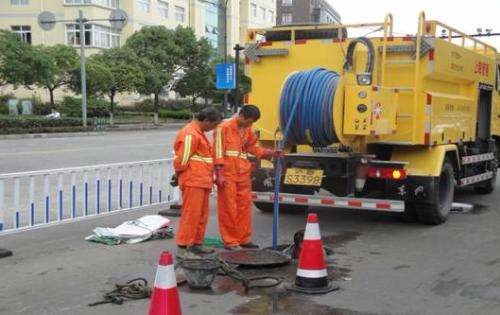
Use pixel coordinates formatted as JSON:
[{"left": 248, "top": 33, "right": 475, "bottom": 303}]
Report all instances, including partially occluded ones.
[
  {"left": 174, "top": 107, "right": 222, "bottom": 259},
  {"left": 214, "top": 105, "right": 280, "bottom": 250}
]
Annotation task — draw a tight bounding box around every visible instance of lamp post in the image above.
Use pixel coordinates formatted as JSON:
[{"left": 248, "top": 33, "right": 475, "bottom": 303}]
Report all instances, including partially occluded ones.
[{"left": 38, "top": 9, "right": 127, "bottom": 127}]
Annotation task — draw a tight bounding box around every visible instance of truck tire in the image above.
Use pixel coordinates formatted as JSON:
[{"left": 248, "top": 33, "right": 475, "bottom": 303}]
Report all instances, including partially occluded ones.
[
  {"left": 416, "top": 161, "right": 454, "bottom": 225},
  {"left": 254, "top": 186, "right": 314, "bottom": 214}
]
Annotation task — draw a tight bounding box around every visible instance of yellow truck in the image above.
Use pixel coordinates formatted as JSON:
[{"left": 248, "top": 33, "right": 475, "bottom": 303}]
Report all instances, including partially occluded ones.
[{"left": 245, "top": 12, "right": 500, "bottom": 224}]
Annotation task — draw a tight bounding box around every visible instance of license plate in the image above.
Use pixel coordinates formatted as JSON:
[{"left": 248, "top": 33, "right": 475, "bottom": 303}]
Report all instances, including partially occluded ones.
[{"left": 284, "top": 168, "right": 323, "bottom": 186}]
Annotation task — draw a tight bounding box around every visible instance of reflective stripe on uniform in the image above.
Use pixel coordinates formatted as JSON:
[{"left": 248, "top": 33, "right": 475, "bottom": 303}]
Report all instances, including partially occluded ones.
[
  {"left": 181, "top": 134, "right": 193, "bottom": 165},
  {"left": 190, "top": 155, "right": 214, "bottom": 163},
  {"left": 225, "top": 150, "right": 248, "bottom": 159},
  {"left": 216, "top": 127, "right": 223, "bottom": 160}
]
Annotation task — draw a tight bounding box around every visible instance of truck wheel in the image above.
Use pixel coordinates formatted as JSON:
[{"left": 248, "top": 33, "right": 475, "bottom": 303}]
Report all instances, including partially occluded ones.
[
  {"left": 417, "top": 161, "right": 454, "bottom": 225},
  {"left": 254, "top": 186, "right": 314, "bottom": 214}
]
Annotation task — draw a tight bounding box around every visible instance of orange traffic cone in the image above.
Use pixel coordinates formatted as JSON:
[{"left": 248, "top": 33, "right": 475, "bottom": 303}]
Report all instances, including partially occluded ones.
[
  {"left": 287, "top": 213, "right": 338, "bottom": 294},
  {"left": 148, "top": 251, "right": 182, "bottom": 315}
]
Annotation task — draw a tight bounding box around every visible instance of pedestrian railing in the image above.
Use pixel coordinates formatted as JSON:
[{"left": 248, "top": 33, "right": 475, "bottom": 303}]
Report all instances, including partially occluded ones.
[{"left": 0, "top": 159, "right": 179, "bottom": 232}]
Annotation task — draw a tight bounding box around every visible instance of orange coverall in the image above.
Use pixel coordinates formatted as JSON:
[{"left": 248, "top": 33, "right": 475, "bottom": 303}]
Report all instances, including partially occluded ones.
[
  {"left": 174, "top": 121, "right": 214, "bottom": 247},
  {"left": 214, "top": 117, "right": 267, "bottom": 246}
]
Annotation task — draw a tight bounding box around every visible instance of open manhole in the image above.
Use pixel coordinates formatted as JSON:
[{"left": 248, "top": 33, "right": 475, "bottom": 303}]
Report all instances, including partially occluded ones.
[{"left": 218, "top": 249, "right": 291, "bottom": 267}]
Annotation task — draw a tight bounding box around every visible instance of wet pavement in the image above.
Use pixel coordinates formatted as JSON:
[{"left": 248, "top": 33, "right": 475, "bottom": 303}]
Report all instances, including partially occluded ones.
[{"left": 1, "top": 182, "right": 500, "bottom": 314}]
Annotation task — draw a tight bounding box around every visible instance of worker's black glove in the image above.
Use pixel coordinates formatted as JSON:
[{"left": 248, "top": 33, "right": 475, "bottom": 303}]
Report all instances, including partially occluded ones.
[{"left": 170, "top": 174, "right": 179, "bottom": 187}]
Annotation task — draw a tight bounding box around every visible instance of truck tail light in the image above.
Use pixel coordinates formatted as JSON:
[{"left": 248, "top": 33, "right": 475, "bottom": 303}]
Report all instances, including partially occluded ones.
[{"left": 368, "top": 167, "right": 407, "bottom": 180}]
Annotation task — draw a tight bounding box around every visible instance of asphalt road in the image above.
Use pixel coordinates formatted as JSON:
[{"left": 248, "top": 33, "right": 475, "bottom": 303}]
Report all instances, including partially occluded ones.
[
  {"left": 0, "top": 129, "right": 178, "bottom": 173},
  {"left": 1, "top": 181, "right": 500, "bottom": 315}
]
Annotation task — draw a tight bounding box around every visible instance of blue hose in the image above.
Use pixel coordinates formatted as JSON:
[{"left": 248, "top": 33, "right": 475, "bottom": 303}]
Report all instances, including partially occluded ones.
[
  {"left": 279, "top": 68, "right": 341, "bottom": 146},
  {"left": 272, "top": 68, "right": 341, "bottom": 249}
]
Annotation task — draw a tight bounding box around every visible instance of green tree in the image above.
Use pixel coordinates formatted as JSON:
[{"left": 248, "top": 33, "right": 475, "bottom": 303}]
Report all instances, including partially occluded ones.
[
  {"left": 72, "top": 48, "right": 144, "bottom": 124},
  {"left": 125, "top": 26, "right": 179, "bottom": 124},
  {"left": 32, "top": 44, "right": 79, "bottom": 107},
  {"left": 173, "top": 38, "right": 214, "bottom": 106},
  {"left": 0, "top": 30, "right": 37, "bottom": 89}
]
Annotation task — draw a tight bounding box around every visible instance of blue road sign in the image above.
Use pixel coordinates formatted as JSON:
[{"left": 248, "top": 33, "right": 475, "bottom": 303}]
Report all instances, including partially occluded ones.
[{"left": 216, "top": 63, "right": 236, "bottom": 90}]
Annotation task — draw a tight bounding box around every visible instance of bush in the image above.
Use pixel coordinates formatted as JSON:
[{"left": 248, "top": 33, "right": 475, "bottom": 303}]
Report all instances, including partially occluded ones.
[
  {"left": 0, "top": 104, "right": 7, "bottom": 115},
  {"left": 158, "top": 109, "right": 192, "bottom": 120},
  {"left": 59, "top": 96, "right": 110, "bottom": 117},
  {"left": 128, "top": 98, "right": 193, "bottom": 112},
  {"left": 0, "top": 116, "right": 83, "bottom": 129}
]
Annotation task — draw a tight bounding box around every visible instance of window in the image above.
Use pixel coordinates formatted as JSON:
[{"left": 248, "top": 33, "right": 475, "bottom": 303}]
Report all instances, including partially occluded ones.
[
  {"left": 158, "top": 1, "right": 168, "bottom": 19},
  {"left": 11, "top": 25, "right": 31, "bottom": 44},
  {"left": 281, "top": 13, "right": 292, "bottom": 24},
  {"left": 268, "top": 10, "right": 274, "bottom": 23},
  {"left": 250, "top": 3, "right": 257, "bottom": 17},
  {"left": 175, "top": 6, "right": 185, "bottom": 22},
  {"left": 64, "top": 0, "right": 118, "bottom": 8},
  {"left": 260, "top": 7, "right": 266, "bottom": 20},
  {"left": 496, "top": 65, "right": 500, "bottom": 91},
  {"left": 138, "top": 0, "right": 150, "bottom": 12},
  {"left": 282, "top": 0, "right": 292, "bottom": 6},
  {"left": 10, "top": 0, "right": 29, "bottom": 5},
  {"left": 66, "top": 24, "right": 120, "bottom": 48}
]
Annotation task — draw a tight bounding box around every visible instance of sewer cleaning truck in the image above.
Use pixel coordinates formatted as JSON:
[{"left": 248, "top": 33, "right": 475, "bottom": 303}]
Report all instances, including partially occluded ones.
[{"left": 245, "top": 12, "right": 500, "bottom": 225}]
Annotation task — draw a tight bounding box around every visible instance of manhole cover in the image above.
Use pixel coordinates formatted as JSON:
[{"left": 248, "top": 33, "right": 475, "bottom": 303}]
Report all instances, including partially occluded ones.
[{"left": 218, "top": 249, "right": 291, "bottom": 267}]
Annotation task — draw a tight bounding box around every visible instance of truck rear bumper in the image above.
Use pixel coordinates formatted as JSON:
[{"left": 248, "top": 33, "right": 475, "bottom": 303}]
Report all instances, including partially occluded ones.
[{"left": 252, "top": 192, "right": 405, "bottom": 213}]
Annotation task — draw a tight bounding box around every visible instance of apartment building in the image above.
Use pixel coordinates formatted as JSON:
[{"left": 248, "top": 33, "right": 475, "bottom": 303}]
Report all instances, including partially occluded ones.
[
  {"left": 0, "top": 0, "right": 276, "bottom": 55},
  {"left": 276, "top": 0, "right": 341, "bottom": 25}
]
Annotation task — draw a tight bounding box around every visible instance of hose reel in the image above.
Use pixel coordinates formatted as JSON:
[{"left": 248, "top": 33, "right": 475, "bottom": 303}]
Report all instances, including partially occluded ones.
[{"left": 279, "top": 37, "right": 375, "bottom": 147}]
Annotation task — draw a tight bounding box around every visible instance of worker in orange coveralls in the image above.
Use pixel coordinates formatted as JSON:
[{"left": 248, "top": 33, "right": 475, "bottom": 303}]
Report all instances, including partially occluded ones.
[
  {"left": 214, "top": 105, "right": 281, "bottom": 250},
  {"left": 174, "top": 107, "right": 222, "bottom": 259}
]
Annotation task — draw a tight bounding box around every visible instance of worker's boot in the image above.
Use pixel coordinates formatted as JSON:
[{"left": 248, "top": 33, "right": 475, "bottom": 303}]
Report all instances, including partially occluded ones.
[
  {"left": 190, "top": 244, "right": 215, "bottom": 254},
  {"left": 240, "top": 242, "right": 259, "bottom": 249},
  {"left": 176, "top": 246, "right": 201, "bottom": 260}
]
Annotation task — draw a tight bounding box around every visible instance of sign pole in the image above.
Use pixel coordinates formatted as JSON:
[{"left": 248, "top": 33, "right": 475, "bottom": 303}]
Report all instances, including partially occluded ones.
[{"left": 78, "top": 10, "right": 87, "bottom": 128}]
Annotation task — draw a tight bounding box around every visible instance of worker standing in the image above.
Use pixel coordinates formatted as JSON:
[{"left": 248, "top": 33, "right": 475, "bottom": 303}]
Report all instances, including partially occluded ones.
[
  {"left": 174, "top": 107, "right": 223, "bottom": 259},
  {"left": 214, "top": 105, "right": 280, "bottom": 250}
]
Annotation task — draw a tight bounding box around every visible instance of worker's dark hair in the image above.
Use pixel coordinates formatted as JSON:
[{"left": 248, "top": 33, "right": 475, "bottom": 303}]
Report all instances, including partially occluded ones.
[
  {"left": 196, "top": 107, "right": 223, "bottom": 122},
  {"left": 239, "top": 105, "right": 261, "bottom": 120}
]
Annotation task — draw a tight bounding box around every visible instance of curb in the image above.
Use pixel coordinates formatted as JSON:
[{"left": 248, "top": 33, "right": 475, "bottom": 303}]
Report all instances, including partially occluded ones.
[
  {"left": 0, "top": 131, "right": 106, "bottom": 140},
  {"left": 0, "top": 123, "right": 186, "bottom": 140}
]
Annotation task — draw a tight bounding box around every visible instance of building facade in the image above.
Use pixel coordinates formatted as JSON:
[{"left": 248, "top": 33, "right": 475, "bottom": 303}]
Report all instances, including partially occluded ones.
[
  {"left": 0, "top": 0, "right": 276, "bottom": 55},
  {"left": 0, "top": 0, "right": 276, "bottom": 102},
  {"left": 276, "top": 0, "right": 340, "bottom": 25}
]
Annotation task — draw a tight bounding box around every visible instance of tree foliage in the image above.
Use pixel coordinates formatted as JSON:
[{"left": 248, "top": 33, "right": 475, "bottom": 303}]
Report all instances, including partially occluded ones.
[
  {"left": 173, "top": 38, "right": 214, "bottom": 105},
  {"left": 72, "top": 47, "right": 143, "bottom": 116},
  {"left": 0, "top": 30, "right": 37, "bottom": 88},
  {"left": 32, "top": 44, "right": 79, "bottom": 106},
  {"left": 125, "top": 25, "right": 213, "bottom": 119}
]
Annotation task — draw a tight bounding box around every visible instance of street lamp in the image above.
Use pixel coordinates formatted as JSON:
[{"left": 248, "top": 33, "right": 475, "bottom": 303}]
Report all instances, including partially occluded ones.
[{"left": 38, "top": 9, "right": 127, "bottom": 127}]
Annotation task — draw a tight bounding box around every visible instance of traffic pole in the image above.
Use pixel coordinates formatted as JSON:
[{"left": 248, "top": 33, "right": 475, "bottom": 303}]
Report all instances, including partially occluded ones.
[{"left": 78, "top": 10, "right": 87, "bottom": 127}]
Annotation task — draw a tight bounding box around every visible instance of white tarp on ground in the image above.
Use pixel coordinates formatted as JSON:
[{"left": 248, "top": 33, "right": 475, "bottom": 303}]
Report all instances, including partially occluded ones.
[{"left": 85, "top": 215, "right": 172, "bottom": 245}]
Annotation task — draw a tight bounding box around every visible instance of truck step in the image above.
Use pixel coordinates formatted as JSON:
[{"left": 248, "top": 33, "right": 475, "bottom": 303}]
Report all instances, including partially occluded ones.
[
  {"left": 459, "top": 171, "right": 494, "bottom": 186},
  {"left": 252, "top": 192, "right": 405, "bottom": 213},
  {"left": 461, "top": 153, "right": 495, "bottom": 165}
]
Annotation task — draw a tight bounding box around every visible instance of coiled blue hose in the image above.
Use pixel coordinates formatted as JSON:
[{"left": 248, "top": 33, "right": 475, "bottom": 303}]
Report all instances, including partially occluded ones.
[{"left": 279, "top": 68, "right": 341, "bottom": 146}]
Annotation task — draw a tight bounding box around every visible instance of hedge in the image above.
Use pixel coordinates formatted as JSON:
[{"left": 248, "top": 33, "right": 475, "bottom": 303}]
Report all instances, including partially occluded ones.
[
  {"left": 158, "top": 109, "right": 193, "bottom": 120},
  {"left": 0, "top": 116, "right": 95, "bottom": 134},
  {"left": 59, "top": 96, "right": 110, "bottom": 117}
]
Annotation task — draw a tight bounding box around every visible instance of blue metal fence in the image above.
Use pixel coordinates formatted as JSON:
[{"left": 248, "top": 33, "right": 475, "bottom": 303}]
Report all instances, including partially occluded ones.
[{"left": 0, "top": 159, "right": 179, "bottom": 232}]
